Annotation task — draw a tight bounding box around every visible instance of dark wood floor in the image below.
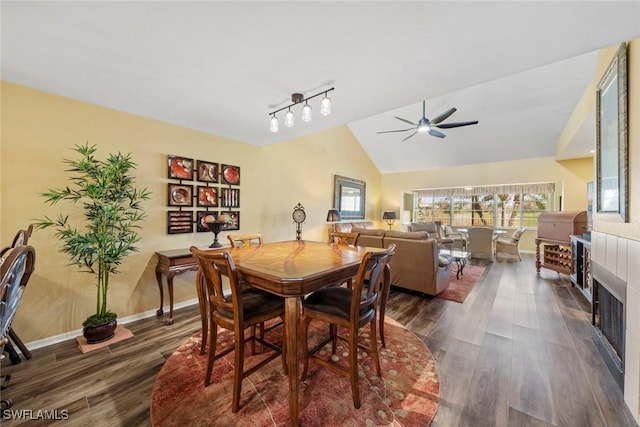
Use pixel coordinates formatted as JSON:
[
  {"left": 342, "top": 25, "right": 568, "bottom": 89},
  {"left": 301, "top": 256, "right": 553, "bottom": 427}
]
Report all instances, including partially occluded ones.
[{"left": 1, "top": 254, "right": 637, "bottom": 426}]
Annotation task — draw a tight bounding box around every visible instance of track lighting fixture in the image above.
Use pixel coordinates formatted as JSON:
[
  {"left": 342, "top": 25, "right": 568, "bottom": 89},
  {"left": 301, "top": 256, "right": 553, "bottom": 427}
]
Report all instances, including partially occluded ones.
[{"left": 268, "top": 87, "right": 334, "bottom": 132}]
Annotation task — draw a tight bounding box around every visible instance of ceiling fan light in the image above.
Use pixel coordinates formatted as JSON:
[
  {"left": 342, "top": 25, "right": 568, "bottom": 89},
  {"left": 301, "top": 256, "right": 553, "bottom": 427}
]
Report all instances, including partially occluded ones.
[
  {"left": 417, "top": 123, "right": 430, "bottom": 132},
  {"left": 284, "top": 109, "right": 294, "bottom": 127},
  {"left": 301, "top": 103, "right": 312, "bottom": 122},
  {"left": 320, "top": 94, "right": 331, "bottom": 116},
  {"left": 269, "top": 115, "right": 279, "bottom": 132}
]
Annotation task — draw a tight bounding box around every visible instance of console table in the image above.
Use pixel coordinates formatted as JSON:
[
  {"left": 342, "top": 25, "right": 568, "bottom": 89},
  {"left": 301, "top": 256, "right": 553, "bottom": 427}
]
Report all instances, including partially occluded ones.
[{"left": 155, "top": 249, "right": 198, "bottom": 325}]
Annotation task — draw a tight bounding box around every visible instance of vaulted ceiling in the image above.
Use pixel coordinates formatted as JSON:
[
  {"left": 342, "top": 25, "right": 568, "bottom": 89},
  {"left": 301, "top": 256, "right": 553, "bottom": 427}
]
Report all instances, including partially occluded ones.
[{"left": 2, "top": 2, "right": 639, "bottom": 172}]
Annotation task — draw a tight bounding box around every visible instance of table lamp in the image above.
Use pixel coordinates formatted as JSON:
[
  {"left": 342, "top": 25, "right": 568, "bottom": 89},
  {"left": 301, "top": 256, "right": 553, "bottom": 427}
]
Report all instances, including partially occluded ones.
[
  {"left": 382, "top": 211, "right": 397, "bottom": 230},
  {"left": 326, "top": 209, "right": 341, "bottom": 232}
]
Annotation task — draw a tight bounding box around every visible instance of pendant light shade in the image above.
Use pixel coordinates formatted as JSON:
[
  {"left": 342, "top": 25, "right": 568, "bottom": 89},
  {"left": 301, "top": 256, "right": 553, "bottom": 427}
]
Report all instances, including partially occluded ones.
[
  {"left": 320, "top": 94, "right": 331, "bottom": 116},
  {"left": 284, "top": 109, "right": 294, "bottom": 127},
  {"left": 301, "top": 102, "right": 312, "bottom": 122},
  {"left": 269, "top": 115, "right": 279, "bottom": 132}
]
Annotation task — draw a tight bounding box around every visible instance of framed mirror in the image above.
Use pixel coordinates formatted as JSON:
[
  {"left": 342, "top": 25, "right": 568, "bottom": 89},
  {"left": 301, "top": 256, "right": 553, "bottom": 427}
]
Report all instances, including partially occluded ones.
[
  {"left": 596, "top": 42, "right": 628, "bottom": 222},
  {"left": 334, "top": 175, "right": 366, "bottom": 220}
]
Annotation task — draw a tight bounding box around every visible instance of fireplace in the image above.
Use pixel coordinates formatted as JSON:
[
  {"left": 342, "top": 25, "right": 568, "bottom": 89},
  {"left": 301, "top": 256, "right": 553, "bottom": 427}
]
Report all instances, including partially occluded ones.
[{"left": 591, "top": 262, "right": 626, "bottom": 390}]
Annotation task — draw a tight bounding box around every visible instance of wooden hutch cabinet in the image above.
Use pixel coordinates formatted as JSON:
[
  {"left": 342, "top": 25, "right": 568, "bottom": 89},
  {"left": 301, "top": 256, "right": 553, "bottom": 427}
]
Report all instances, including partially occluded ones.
[{"left": 535, "top": 211, "right": 587, "bottom": 276}]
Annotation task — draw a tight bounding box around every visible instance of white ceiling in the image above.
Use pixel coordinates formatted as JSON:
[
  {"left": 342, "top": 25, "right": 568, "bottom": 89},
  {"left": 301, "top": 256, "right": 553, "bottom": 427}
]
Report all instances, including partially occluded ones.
[{"left": 2, "top": 2, "right": 639, "bottom": 173}]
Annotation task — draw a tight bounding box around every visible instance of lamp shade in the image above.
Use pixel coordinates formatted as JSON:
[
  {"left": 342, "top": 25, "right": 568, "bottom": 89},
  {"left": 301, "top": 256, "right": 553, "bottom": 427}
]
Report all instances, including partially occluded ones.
[
  {"left": 382, "top": 211, "right": 397, "bottom": 220},
  {"left": 326, "top": 209, "right": 341, "bottom": 222}
]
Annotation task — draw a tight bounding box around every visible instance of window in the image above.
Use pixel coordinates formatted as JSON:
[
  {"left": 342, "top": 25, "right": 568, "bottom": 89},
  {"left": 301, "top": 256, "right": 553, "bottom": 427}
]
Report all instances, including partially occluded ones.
[{"left": 414, "top": 183, "right": 555, "bottom": 228}]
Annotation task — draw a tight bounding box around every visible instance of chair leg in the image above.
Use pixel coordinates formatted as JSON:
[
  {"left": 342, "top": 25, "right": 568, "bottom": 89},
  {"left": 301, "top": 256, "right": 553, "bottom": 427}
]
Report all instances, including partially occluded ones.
[
  {"left": 349, "top": 327, "right": 360, "bottom": 409},
  {"left": 231, "top": 328, "right": 245, "bottom": 413},
  {"left": 370, "top": 319, "right": 381, "bottom": 377},
  {"left": 204, "top": 324, "right": 218, "bottom": 386},
  {"left": 379, "top": 264, "right": 391, "bottom": 348},
  {"left": 330, "top": 324, "right": 338, "bottom": 354},
  {"left": 300, "top": 317, "right": 313, "bottom": 381}
]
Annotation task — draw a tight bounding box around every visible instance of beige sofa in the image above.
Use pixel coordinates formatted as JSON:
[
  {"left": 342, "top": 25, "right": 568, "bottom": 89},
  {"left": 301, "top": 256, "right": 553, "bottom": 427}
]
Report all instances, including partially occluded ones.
[{"left": 331, "top": 222, "right": 452, "bottom": 296}]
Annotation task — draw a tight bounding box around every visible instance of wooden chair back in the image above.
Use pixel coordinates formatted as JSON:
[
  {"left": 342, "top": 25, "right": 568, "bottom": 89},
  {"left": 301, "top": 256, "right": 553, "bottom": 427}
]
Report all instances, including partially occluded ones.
[
  {"left": 227, "top": 233, "right": 264, "bottom": 248},
  {"left": 329, "top": 231, "right": 359, "bottom": 246}
]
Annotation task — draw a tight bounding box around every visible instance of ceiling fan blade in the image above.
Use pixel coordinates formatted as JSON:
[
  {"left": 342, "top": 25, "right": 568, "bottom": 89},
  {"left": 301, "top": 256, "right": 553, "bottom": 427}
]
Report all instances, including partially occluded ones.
[
  {"left": 377, "top": 127, "right": 416, "bottom": 134},
  {"left": 428, "top": 129, "right": 446, "bottom": 138},
  {"left": 394, "top": 116, "right": 417, "bottom": 126},
  {"left": 430, "top": 107, "right": 457, "bottom": 125},
  {"left": 402, "top": 131, "right": 418, "bottom": 141},
  {"left": 435, "top": 120, "right": 479, "bottom": 129}
]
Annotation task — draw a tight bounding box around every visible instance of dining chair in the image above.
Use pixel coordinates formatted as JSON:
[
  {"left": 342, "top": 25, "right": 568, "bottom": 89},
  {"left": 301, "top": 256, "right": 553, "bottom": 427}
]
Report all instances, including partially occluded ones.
[
  {"left": 300, "top": 244, "right": 395, "bottom": 409},
  {"left": 494, "top": 226, "right": 525, "bottom": 260},
  {"left": 227, "top": 233, "right": 263, "bottom": 248},
  {"left": 0, "top": 244, "right": 36, "bottom": 403},
  {"left": 329, "top": 231, "right": 359, "bottom": 246},
  {"left": 190, "top": 247, "right": 286, "bottom": 413}
]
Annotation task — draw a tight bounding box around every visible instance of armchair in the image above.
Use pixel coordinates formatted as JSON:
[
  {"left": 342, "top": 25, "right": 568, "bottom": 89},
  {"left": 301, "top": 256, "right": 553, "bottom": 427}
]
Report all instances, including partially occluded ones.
[{"left": 494, "top": 227, "right": 525, "bottom": 261}]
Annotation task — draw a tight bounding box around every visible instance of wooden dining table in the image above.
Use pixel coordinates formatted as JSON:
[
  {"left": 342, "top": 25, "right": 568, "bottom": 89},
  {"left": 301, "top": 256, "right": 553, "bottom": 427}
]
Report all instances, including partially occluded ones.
[{"left": 198, "top": 239, "right": 388, "bottom": 426}]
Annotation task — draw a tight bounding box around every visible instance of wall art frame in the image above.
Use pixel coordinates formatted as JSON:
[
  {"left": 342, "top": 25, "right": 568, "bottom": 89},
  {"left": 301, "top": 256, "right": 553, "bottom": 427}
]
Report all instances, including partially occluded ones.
[
  {"left": 334, "top": 175, "right": 366, "bottom": 220},
  {"left": 168, "top": 184, "right": 193, "bottom": 207},
  {"left": 197, "top": 186, "right": 218, "bottom": 207},
  {"left": 221, "top": 164, "right": 241, "bottom": 185},
  {"left": 167, "top": 155, "right": 194, "bottom": 180},
  {"left": 167, "top": 211, "right": 194, "bottom": 234},
  {"left": 197, "top": 160, "right": 219, "bottom": 183},
  {"left": 196, "top": 211, "right": 219, "bottom": 233},
  {"left": 219, "top": 211, "right": 240, "bottom": 231},
  {"left": 596, "top": 41, "right": 628, "bottom": 223}
]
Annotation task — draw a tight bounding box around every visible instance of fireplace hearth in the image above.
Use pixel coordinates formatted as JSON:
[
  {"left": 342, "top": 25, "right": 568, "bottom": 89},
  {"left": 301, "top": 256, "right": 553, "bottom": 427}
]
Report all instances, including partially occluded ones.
[{"left": 592, "top": 262, "right": 626, "bottom": 390}]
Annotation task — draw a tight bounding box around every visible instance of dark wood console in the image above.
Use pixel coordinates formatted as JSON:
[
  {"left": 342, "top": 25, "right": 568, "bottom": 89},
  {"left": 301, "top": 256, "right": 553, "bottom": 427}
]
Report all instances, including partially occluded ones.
[{"left": 155, "top": 249, "right": 198, "bottom": 325}]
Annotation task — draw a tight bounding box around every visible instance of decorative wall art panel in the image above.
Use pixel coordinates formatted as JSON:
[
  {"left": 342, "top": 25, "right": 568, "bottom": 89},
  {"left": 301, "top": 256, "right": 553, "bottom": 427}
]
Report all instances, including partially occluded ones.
[
  {"left": 168, "top": 184, "right": 193, "bottom": 207},
  {"left": 196, "top": 211, "right": 219, "bottom": 233},
  {"left": 221, "top": 188, "right": 240, "bottom": 208},
  {"left": 168, "top": 155, "right": 194, "bottom": 180},
  {"left": 197, "top": 161, "right": 219, "bottom": 183},
  {"left": 167, "top": 211, "right": 193, "bottom": 234},
  {"left": 221, "top": 164, "right": 240, "bottom": 185},
  {"left": 219, "top": 211, "right": 240, "bottom": 231},
  {"left": 197, "top": 186, "right": 218, "bottom": 207}
]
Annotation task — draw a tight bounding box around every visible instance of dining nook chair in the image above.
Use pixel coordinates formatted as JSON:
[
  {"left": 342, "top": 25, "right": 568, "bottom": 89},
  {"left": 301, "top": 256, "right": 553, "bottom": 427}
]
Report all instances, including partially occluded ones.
[
  {"left": 300, "top": 244, "right": 395, "bottom": 409},
  {"left": 227, "top": 233, "right": 263, "bottom": 248},
  {"left": 190, "top": 247, "right": 286, "bottom": 413},
  {"left": 329, "top": 231, "right": 359, "bottom": 246}
]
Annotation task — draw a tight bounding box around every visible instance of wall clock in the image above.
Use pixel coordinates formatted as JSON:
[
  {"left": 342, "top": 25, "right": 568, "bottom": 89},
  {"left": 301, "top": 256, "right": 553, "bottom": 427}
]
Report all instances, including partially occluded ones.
[{"left": 292, "top": 202, "right": 306, "bottom": 240}]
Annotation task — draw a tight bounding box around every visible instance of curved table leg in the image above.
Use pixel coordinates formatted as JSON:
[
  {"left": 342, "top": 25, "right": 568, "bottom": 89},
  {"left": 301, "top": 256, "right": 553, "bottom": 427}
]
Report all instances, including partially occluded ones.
[{"left": 155, "top": 270, "right": 164, "bottom": 317}]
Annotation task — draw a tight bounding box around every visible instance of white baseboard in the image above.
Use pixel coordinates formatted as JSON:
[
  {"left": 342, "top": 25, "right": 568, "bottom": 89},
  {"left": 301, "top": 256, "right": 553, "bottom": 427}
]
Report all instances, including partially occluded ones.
[{"left": 17, "top": 298, "right": 200, "bottom": 352}]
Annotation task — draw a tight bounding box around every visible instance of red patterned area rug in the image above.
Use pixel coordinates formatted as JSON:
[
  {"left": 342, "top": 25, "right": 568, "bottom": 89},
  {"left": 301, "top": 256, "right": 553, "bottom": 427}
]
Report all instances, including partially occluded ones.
[
  {"left": 150, "top": 317, "right": 439, "bottom": 426},
  {"left": 437, "top": 265, "right": 486, "bottom": 303}
]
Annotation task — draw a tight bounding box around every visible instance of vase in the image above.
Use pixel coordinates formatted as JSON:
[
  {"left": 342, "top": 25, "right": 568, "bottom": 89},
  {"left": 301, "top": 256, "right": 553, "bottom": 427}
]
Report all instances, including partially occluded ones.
[
  {"left": 206, "top": 220, "right": 226, "bottom": 248},
  {"left": 83, "top": 319, "right": 118, "bottom": 344}
]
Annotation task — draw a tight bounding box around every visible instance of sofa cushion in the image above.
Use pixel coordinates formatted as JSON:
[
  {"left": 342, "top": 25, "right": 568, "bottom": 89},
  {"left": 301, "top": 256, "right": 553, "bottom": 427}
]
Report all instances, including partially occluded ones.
[
  {"left": 385, "top": 230, "right": 429, "bottom": 240},
  {"left": 409, "top": 222, "right": 436, "bottom": 233},
  {"left": 351, "top": 227, "right": 385, "bottom": 236}
]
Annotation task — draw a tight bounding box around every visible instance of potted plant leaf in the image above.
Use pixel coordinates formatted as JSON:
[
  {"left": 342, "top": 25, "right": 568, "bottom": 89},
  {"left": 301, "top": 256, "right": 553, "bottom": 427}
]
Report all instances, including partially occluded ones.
[{"left": 34, "top": 143, "right": 151, "bottom": 343}]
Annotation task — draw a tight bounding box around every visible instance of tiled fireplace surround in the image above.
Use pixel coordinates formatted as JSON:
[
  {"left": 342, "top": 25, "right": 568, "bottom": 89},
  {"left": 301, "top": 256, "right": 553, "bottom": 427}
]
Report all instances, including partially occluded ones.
[{"left": 591, "top": 231, "right": 640, "bottom": 423}]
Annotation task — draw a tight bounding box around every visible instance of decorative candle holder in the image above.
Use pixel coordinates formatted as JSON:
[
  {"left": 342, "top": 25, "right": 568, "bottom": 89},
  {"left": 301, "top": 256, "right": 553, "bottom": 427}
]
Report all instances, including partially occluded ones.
[{"left": 206, "top": 220, "right": 226, "bottom": 248}]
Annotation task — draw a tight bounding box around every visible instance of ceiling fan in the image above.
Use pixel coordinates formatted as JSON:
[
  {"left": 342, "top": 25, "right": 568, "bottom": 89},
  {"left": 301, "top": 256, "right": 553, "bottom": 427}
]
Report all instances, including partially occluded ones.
[{"left": 377, "top": 100, "right": 478, "bottom": 141}]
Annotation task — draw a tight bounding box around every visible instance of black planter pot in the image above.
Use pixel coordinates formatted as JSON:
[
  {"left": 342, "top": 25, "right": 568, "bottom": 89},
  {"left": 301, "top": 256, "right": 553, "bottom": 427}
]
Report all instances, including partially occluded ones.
[{"left": 83, "top": 319, "right": 118, "bottom": 344}]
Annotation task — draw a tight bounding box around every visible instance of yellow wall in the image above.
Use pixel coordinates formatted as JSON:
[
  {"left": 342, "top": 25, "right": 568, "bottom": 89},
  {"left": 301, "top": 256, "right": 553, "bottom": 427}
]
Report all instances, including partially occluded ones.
[{"left": 0, "top": 82, "right": 380, "bottom": 342}]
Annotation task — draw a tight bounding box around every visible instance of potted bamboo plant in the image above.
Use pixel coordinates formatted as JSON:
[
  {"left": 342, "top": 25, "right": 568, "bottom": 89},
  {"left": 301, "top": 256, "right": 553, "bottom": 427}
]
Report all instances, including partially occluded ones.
[{"left": 35, "top": 143, "right": 151, "bottom": 343}]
